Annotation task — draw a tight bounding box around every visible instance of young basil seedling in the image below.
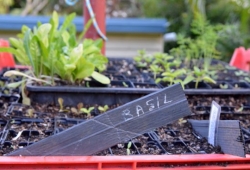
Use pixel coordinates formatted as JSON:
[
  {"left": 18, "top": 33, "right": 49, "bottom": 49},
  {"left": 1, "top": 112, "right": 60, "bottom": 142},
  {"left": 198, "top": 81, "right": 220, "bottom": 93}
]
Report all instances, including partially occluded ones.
[
  {"left": 127, "top": 142, "right": 132, "bottom": 155},
  {"left": 80, "top": 107, "right": 95, "bottom": 116},
  {"left": 98, "top": 105, "right": 109, "bottom": 113}
]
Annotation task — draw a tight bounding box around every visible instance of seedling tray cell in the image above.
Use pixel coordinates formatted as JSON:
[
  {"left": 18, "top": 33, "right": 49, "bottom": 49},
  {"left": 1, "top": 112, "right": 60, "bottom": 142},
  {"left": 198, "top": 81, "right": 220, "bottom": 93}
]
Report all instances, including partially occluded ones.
[{"left": 133, "top": 82, "right": 161, "bottom": 89}]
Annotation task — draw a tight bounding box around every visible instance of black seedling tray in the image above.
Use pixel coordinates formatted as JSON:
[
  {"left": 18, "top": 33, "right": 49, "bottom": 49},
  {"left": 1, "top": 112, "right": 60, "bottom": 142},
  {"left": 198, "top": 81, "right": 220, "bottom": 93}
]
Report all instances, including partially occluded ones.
[
  {"left": 0, "top": 113, "right": 215, "bottom": 156},
  {"left": 0, "top": 94, "right": 20, "bottom": 108},
  {"left": 193, "top": 105, "right": 250, "bottom": 115},
  {"left": 2, "top": 57, "right": 250, "bottom": 107},
  {"left": 26, "top": 81, "right": 156, "bottom": 106}
]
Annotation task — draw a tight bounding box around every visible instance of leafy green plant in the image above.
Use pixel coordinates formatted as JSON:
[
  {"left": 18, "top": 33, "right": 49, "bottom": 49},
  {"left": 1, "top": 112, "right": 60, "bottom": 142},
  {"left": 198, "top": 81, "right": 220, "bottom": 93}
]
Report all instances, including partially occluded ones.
[
  {"left": 0, "top": 11, "right": 110, "bottom": 85},
  {"left": 149, "top": 65, "right": 163, "bottom": 79},
  {"left": 191, "top": 66, "right": 216, "bottom": 89},
  {"left": 170, "top": 12, "right": 223, "bottom": 71},
  {"left": 98, "top": 105, "right": 109, "bottom": 113},
  {"left": 157, "top": 69, "right": 185, "bottom": 85}
]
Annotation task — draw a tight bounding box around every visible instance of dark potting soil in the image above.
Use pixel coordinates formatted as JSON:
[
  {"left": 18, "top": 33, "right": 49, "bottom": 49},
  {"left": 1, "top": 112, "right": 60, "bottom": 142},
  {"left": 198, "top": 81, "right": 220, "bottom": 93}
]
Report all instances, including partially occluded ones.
[
  {"left": 95, "top": 121, "right": 223, "bottom": 156},
  {"left": 187, "top": 95, "right": 250, "bottom": 115},
  {"left": 0, "top": 101, "right": 224, "bottom": 156},
  {"left": 0, "top": 94, "right": 249, "bottom": 156}
]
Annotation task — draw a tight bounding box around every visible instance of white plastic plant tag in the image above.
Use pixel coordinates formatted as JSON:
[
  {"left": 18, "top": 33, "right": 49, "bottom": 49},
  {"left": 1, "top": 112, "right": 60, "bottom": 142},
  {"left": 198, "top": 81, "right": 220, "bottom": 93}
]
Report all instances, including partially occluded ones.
[{"left": 208, "top": 101, "right": 221, "bottom": 146}]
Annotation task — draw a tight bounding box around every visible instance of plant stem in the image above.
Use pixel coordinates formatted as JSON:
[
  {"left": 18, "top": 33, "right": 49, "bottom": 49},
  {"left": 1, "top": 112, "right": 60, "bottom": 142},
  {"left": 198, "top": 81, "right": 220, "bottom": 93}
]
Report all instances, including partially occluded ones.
[{"left": 195, "top": 79, "right": 199, "bottom": 89}]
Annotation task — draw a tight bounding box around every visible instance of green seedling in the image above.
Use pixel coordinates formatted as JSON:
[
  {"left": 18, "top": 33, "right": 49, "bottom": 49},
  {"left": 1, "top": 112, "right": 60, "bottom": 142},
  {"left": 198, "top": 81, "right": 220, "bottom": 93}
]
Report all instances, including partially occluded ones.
[
  {"left": 235, "top": 105, "right": 244, "bottom": 113},
  {"left": 235, "top": 70, "right": 249, "bottom": 77},
  {"left": 0, "top": 80, "right": 5, "bottom": 88},
  {"left": 3, "top": 89, "right": 9, "bottom": 95},
  {"left": 192, "top": 66, "right": 216, "bottom": 89},
  {"left": 245, "top": 77, "right": 250, "bottom": 83},
  {"left": 225, "top": 65, "right": 237, "bottom": 70},
  {"left": 150, "top": 65, "right": 163, "bottom": 79},
  {"left": 26, "top": 108, "right": 35, "bottom": 118},
  {"left": 134, "top": 50, "right": 151, "bottom": 68},
  {"left": 80, "top": 107, "right": 95, "bottom": 116},
  {"left": 127, "top": 142, "right": 132, "bottom": 155},
  {"left": 219, "top": 84, "right": 228, "bottom": 89},
  {"left": 153, "top": 53, "right": 173, "bottom": 66},
  {"left": 98, "top": 105, "right": 109, "bottom": 113},
  {"left": 177, "top": 75, "right": 195, "bottom": 89},
  {"left": 69, "top": 102, "right": 84, "bottom": 115},
  {"left": 58, "top": 98, "right": 64, "bottom": 112},
  {"left": 178, "top": 118, "right": 187, "bottom": 126},
  {"left": 122, "top": 82, "right": 128, "bottom": 87},
  {"left": 158, "top": 69, "right": 186, "bottom": 85}
]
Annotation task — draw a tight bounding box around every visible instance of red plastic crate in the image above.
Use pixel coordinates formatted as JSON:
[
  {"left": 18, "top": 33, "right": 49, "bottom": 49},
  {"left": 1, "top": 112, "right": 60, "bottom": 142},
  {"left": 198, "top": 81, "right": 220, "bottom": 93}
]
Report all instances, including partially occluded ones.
[
  {"left": 0, "top": 154, "right": 249, "bottom": 169},
  {"left": 230, "top": 47, "right": 250, "bottom": 71}
]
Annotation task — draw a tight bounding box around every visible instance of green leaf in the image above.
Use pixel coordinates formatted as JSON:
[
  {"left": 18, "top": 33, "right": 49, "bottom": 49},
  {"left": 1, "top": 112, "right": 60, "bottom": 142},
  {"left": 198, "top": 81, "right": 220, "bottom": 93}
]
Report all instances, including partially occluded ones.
[
  {"left": 69, "top": 44, "right": 83, "bottom": 64},
  {"left": 54, "top": 57, "right": 66, "bottom": 79},
  {"left": 93, "top": 39, "right": 103, "bottom": 49},
  {"left": 127, "top": 141, "right": 132, "bottom": 149},
  {"left": 58, "top": 98, "right": 64, "bottom": 110},
  {"left": 33, "top": 35, "right": 50, "bottom": 75},
  {"left": 30, "top": 36, "right": 41, "bottom": 75},
  {"left": 78, "top": 18, "right": 93, "bottom": 42},
  {"left": 9, "top": 38, "right": 22, "bottom": 49},
  {"left": 155, "top": 78, "right": 162, "bottom": 83},
  {"left": 183, "top": 75, "right": 195, "bottom": 85},
  {"left": 74, "top": 57, "right": 94, "bottom": 81},
  {"left": 85, "top": 54, "right": 108, "bottom": 72},
  {"left": 62, "top": 31, "right": 70, "bottom": 45},
  {"left": 15, "top": 49, "right": 30, "bottom": 65},
  {"left": 0, "top": 47, "right": 20, "bottom": 56},
  {"left": 23, "top": 30, "right": 36, "bottom": 75},
  {"left": 193, "top": 66, "right": 200, "bottom": 75},
  {"left": 80, "top": 108, "right": 88, "bottom": 114},
  {"left": 203, "top": 76, "right": 216, "bottom": 84},
  {"left": 4, "top": 70, "right": 51, "bottom": 84},
  {"left": 60, "top": 12, "right": 76, "bottom": 32},
  {"left": 37, "top": 23, "right": 52, "bottom": 48},
  {"left": 6, "top": 80, "right": 26, "bottom": 89},
  {"left": 91, "top": 71, "right": 110, "bottom": 84},
  {"left": 21, "top": 80, "right": 30, "bottom": 105},
  {"left": 89, "top": 107, "right": 95, "bottom": 112},
  {"left": 51, "top": 11, "right": 59, "bottom": 30}
]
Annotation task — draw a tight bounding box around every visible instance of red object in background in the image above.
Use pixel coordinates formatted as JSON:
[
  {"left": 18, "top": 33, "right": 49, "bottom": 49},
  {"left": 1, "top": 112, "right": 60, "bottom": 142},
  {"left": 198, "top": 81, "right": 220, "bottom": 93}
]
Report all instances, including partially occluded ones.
[
  {"left": 230, "top": 47, "right": 250, "bottom": 71},
  {"left": 84, "top": 0, "right": 106, "bottom": 55},
  {"left": 0, "top": 39, "right": 15, "bottom": 71}
]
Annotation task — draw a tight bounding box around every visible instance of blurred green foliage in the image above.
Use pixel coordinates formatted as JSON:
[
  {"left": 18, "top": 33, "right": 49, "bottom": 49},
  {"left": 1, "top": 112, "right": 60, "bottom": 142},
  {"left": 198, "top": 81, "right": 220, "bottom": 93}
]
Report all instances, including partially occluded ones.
[
  {"left": 0, "top": 0, "right": 14, "bottom": 14},
  {"left": 139, "top": 0, "right": 250, "bottom": 62}
]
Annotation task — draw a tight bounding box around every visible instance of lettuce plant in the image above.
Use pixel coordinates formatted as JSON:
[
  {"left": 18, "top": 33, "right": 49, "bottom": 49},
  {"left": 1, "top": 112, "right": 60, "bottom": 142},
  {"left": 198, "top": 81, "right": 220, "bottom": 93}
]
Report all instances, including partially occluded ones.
[{"left": 0, "top": 11, "right": 110, "bottom": 85}]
